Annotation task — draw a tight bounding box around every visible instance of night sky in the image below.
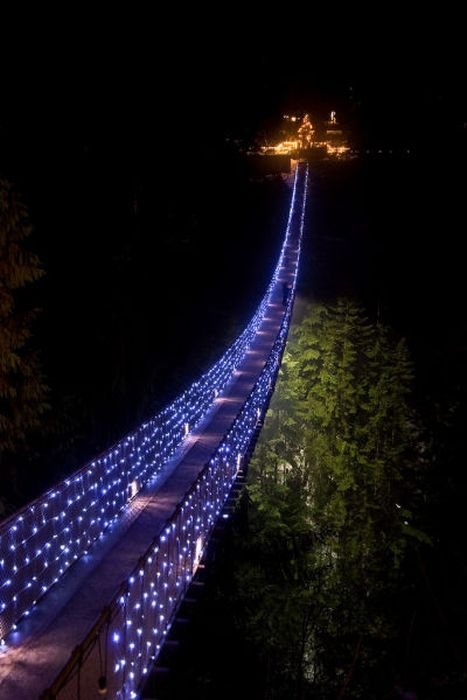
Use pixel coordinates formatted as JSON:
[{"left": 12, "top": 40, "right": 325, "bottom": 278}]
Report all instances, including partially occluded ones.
[
  {"left": 2, "top": 16, "right": 465, "bottom": 155},
  {"left": 0, "top": 17, "right": 455, "bottom": 200}
]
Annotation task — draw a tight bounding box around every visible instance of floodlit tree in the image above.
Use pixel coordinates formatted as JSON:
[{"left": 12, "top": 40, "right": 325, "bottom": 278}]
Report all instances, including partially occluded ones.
[
  {"left": 0, "top": 179, "right": 48, "bottom": 498},
  {"left": 233, "top": 299, "right": 428, "bottom": 697}
]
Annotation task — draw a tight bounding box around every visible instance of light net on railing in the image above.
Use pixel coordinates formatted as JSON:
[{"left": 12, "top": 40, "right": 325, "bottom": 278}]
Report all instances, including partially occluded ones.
[
  {"left": 39, "top": 163, "right": 309, "bottom": 700},
  {"left": 0, "top": 164, "right": 305, "bottom": 645}
]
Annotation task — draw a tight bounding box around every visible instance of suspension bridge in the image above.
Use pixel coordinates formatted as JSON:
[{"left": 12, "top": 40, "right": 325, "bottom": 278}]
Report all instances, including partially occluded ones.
[{"left": 0, "top": 162, "right": 308, "bottom": 699}]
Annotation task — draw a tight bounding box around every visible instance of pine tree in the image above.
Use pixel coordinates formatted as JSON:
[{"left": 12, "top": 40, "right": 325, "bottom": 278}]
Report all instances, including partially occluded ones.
[
  {"left": 0, "top": 178, "right": 48, "bottom": 499},
  {"left": 232, "top": 299, "right": 428, "bottom": 697}
]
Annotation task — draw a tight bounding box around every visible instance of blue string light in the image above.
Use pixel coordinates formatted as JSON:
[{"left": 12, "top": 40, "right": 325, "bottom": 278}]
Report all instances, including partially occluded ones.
[
  {"left": 0, "top": 163, "right": 308, "bottom": 700},
  {"left": 109, "top": 165, "right": 308, "bottom": 699}
]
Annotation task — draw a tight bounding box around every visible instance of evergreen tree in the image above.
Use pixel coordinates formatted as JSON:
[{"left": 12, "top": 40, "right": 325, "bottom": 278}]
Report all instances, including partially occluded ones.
[
  {"left": 0, "top": 178, "right": 48, "bottom": 502},
  {"left": 232, "top": 299, "right": 428, "bottom": 698}
]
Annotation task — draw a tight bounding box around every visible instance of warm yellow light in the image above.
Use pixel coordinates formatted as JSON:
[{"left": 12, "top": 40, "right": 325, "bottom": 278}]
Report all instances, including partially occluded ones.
[
  {"left": 326, "top": 144, "right": 350, "bottom": 156},
  {"left": 260, "top": 140, "right": 299, "bottom": 155}
]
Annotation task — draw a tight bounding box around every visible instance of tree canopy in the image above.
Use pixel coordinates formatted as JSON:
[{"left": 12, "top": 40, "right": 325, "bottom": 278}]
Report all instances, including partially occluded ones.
[
  {"left": 0, "top": 179, "right": 48, "bottom": 504},
  {"left": 229, "top": 298, "right": 429, "bottom": 698}
]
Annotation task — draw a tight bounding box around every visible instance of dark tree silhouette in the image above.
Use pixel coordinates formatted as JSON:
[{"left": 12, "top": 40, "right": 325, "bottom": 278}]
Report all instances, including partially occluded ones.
[{"left": 0, "top": 179, "right": 48, "bottom": 507}]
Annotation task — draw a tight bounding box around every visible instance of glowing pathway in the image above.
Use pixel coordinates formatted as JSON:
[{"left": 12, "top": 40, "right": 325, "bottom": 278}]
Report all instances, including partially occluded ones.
[{"left": 0, "top": 162, "right": 308, "bottom": 699}]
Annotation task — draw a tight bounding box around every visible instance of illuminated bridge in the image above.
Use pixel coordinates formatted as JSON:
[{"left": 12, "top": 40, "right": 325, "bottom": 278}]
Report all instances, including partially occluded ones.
[{"left": 0, "top": 162, "right": 308, "bottom": 699}]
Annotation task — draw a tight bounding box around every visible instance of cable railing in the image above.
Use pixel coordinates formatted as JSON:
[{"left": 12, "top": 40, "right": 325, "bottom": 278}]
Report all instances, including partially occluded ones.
[
  {"left": 39, "top": 163, "right": 309, "bottom": 699},
  {"left": 0, "top": 164, "right": 305, "bottom": 646}
]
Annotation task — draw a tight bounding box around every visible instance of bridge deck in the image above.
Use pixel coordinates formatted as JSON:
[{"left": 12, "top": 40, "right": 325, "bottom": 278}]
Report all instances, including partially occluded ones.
[{"left": 0, "top": 252, "right": 297, "bottom": 699}]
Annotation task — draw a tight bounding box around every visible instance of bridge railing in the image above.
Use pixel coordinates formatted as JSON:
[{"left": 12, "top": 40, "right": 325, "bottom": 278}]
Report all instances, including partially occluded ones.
[
  {"left": 39, "top": 164, "right": 309, "bottom": 700},
  {"left": 0, "top": 165, "right": 304, "bottom": 645},
  {"left": 39, "top": 232, "right": 304, "bottom": 699}
]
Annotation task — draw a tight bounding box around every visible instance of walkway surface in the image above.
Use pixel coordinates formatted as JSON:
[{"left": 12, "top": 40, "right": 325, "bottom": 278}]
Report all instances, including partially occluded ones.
[{"left": 0, "top": 237, "right": 299, "bottom": 699}]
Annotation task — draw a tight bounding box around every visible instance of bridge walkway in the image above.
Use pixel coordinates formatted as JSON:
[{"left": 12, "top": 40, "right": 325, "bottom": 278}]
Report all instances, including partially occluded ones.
[{"left": 0, "top": 249, "right": 298, "bottom": 700}]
